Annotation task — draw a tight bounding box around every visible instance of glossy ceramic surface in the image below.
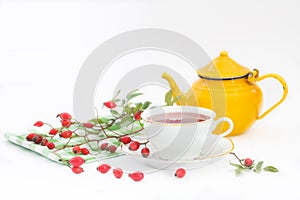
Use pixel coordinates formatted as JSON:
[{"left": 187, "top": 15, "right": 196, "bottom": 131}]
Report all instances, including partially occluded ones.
[{"left": 162, "top": 51, "right": 288, "bottom": 136}]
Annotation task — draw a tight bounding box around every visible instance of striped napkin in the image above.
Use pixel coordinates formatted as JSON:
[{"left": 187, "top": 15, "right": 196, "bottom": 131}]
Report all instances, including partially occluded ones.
[{"left": 5, "top": 131, "right": 124, "bottom": 165}]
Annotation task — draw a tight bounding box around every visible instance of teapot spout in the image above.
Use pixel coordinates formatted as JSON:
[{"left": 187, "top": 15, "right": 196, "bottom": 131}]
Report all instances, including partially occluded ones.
[{"left": 162, "top": 72, "right": 184, "bottom": 102}]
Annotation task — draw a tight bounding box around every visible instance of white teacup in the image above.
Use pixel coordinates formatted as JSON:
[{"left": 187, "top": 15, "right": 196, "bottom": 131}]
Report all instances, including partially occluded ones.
[{"left": 141, "top": 106, "right": 233, "bottom": 161}]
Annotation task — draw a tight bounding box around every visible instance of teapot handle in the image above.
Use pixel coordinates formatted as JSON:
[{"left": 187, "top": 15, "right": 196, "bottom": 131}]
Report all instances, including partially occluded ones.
[{"left": 248, "top": 69, "right": 288, "bottom": 120}]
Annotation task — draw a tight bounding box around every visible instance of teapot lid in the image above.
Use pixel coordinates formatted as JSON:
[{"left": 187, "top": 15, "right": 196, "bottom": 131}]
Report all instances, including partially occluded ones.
[{"left": 197, "top": 51, "right": 250, "bottom": 79}]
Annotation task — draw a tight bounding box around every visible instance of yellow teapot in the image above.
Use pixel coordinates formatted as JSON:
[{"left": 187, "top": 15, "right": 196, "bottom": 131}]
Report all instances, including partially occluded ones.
[{"left": 162, "top": 51, "right": 288, "bottom": 136}]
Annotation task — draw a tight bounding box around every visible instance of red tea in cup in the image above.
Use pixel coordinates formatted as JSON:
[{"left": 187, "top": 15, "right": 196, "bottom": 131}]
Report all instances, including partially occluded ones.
[{"left": 147, "top": 112, "right": 210, "bottom": 124}]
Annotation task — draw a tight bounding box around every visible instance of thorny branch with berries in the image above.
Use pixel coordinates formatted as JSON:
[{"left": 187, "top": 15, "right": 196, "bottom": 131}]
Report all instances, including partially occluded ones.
[{"left": 26, "top": 89, "right": 154, "bottom": 181}]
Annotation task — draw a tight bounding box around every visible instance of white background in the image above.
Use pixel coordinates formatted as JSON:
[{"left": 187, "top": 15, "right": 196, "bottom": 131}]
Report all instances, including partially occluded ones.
[{"left": 1, "top": 0, "right": 300, "bottom": 199}]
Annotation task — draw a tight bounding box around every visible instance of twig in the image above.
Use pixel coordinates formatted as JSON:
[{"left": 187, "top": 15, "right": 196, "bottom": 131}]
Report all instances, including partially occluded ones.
[{"left": 229, "top": 152, "right": 244, "bottom": 165}]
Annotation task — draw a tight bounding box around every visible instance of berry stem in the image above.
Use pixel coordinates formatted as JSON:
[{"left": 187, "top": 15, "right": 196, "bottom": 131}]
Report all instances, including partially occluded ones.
[
  {"left": 140, "top": 141, "right": 149, "bottom": 145},
  {"left": 138, "top": 120, "right": 143, "bottom": 128},
  {"left": 44, "top": 122, "right": 55, "bottom": 129},
  {"left": 55, "top": 152, "right": 71, "bottom": 167},
  {"left": 229, "top": 152, "right": 244, "bottom": 165},
  {"left": 95, "top": 108, "right": 110, "bottom": 137},
  {"left": 118, "top": 127, "right": 144, "bottom": 137},
  {"left": 53, "top": 137, "right": 73, "bottom": 152}
]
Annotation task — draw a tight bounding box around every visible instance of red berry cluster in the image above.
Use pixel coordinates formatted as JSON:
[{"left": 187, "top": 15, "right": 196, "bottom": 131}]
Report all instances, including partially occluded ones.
[
  {"left": 72, "top": 146, "right": 90, "bottom": 155},
  {"left": 96, "top": 163, "right": 144, "bottom": 181},
  {"left": 96, "top": 163, "right": 186, "bottom": 181},
  {"left": 28, "top": 112, "right": 77, "bottom": 151},
  {"left": 30, "top": 112, "right": 92, "bottom": 171},
  {"left": 100, "top": 143, "right": 117, "bottom": 153},
  {"left": 119, "top": 136, "right": 150, "bottom": 158},
  {"left": 69, "top": 156, "right": 85, "bottom": 174},
  {"left": 33, "top": 113, "right": 75, "bottom": 139},
  {"left": 26, "top": 92, "right": 172, "bottom": 180},
  {"left": 26, "top": 133, "right": 55, "bottom": 150},
  {"left": 57, "top": 112, "right": 73, "bottom": 128},
  {"left": 27, "top": 101, "right": 190, "bottom": 181}
]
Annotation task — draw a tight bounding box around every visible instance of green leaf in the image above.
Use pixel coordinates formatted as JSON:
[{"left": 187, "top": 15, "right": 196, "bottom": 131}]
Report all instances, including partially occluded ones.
[
  {"left": 263, "top": 166, "right": 279, "bottom": 173},
  {"left": 113, "top": 98, "right": 120, "bottom": 103},
  {"left": 171, "top": 95, "right": 183, "bottom": 104},
  {"left": 126, "top": 89, "right": 142, "bottom": 101},
  {"left": 119, "top": 115, "right": 134, "bottom": 127},
  {"left": 120, "top": 115, "right": 133, "bottom": 123},
  {"left": 89, "top": 117, "right": 108, "bottom": 124},
  {"left": 108, "top": 124, "right": 120, "bottom": 131},
  {"left": 165, "top": 90, "right": 172, "bottom": 106},
  {"left": 100, "top": 117, "right": 109, "bottom": 123},
  {"left": 142, "top": 101, "right": 152, "bottom": 110},
  {"left": 253, "top": 161, "right": 264, "bottom": 173},
  {"left": 127, "top": 92, "right": 143, "bottom": 101},
  {"left": 230, "top": 162, "right": 243, "bottom": 168},
  {"left": 124, "top": 105, "right": 132, "bottom": 115},
  {"left": 112, "top": 140, "right": 122, "bottom": 146},
  {"left": 88, "top": 118, "right": 98, "bottom": 124},
  {"left": 110, "top": 109, "right": 119, "bottom": 116},
  {"left": 126, "top": 89, "right": 139, "bottom": 97},
  {"left": 139, "top": 121, "right": 144, "bottom": 128},
  {"left": 133, "top": 103, "right": 143, "bottom": 113},
  {"left": 121, "top": 99, "right": 126, "bottom": 106},
  {"left": 235, "top": 167, "right": 242, "bottom": 175}
]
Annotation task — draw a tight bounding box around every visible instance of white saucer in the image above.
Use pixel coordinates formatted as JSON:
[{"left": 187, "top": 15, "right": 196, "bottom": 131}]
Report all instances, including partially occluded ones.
[{"left": 120, "top": 137, "right": 234, "bottom": 170}]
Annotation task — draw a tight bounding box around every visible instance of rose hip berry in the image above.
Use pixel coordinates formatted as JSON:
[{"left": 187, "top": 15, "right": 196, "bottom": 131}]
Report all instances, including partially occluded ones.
[
  {"left": 60, "top": 130, "right": 72, "bottom": 138},
  {"left": 49, "top": 128, "right": 58, "bottom": 135},
  {"left": 69, "top": 156, "right": 85, "bottom": 167},
  {"left": 100, "top": 143, "right": 108, "bottom": 150},
  {"left": 119, "top": 136, "right": 131, "bottom": 144},
  {"left": 57, "top": 112, "right": 72, "bottom": 120},
  {"left": 81, "top": 148, "right": 89, "bottom": 155},
  {"left": 26, "top": 133, "right": 36, "bottom": 141},
  {"left": 34, "top": 121, "right": 44, "bottom": 127},
  {"left": 83, "top": 122, "right": 93, "bottom": 128},
  {"left": 61, "top": 119, "right": 72, "bottom": 128},
  {"left": 72, "top": 146, "right": 81, "bottom": 154},
  {"left": 129, "top": 141, "right": 140, "bottom": 151},
  {"left": 175, "top": 168, "right": 186, "bottom": 178},
  {"left": 141, "top": 147, "right": 150, "bottom": 158},
  {"left": 107, "top": 145, "right": 117, "bottom": 153},
  {"left": 33, "top": 135, "right": 43, "bottom": 144},
  {"left": 103, "top": 101, "right": 117, "bottom": 109},
  {"left": 72, "top": 166, "right": 83, "bottom": 174},
  {"left": 41, "top": 138, "right": 48, "bottom": 146},
  {"left": 134, "top": 111, "right": 143, "bottom": 120},
  {"left": 113, "top": 168, "right": 123, "bottom": 179},
  {"left": 47, "top": 142, "right": 55, "bottom": 150},
  {"left": 129, "top": 171, "right": 144, "bottom": 182},
  {"left": 244, "top": 158, "right": 253, "bottom": 167},
  {"left": 97, "top": 164, "right": 111, "bottom": 174}
]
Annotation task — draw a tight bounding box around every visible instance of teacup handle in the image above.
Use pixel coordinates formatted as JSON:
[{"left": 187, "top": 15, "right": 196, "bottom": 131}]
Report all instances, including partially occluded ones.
[{"left": 213, "top": 117, "right": 234, "bottom": 137}]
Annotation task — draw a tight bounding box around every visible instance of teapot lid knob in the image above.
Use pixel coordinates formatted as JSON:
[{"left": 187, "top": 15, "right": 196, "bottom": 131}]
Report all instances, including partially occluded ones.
[{"left": 220, "top": 50, "right": 228, "bottom": 56}]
